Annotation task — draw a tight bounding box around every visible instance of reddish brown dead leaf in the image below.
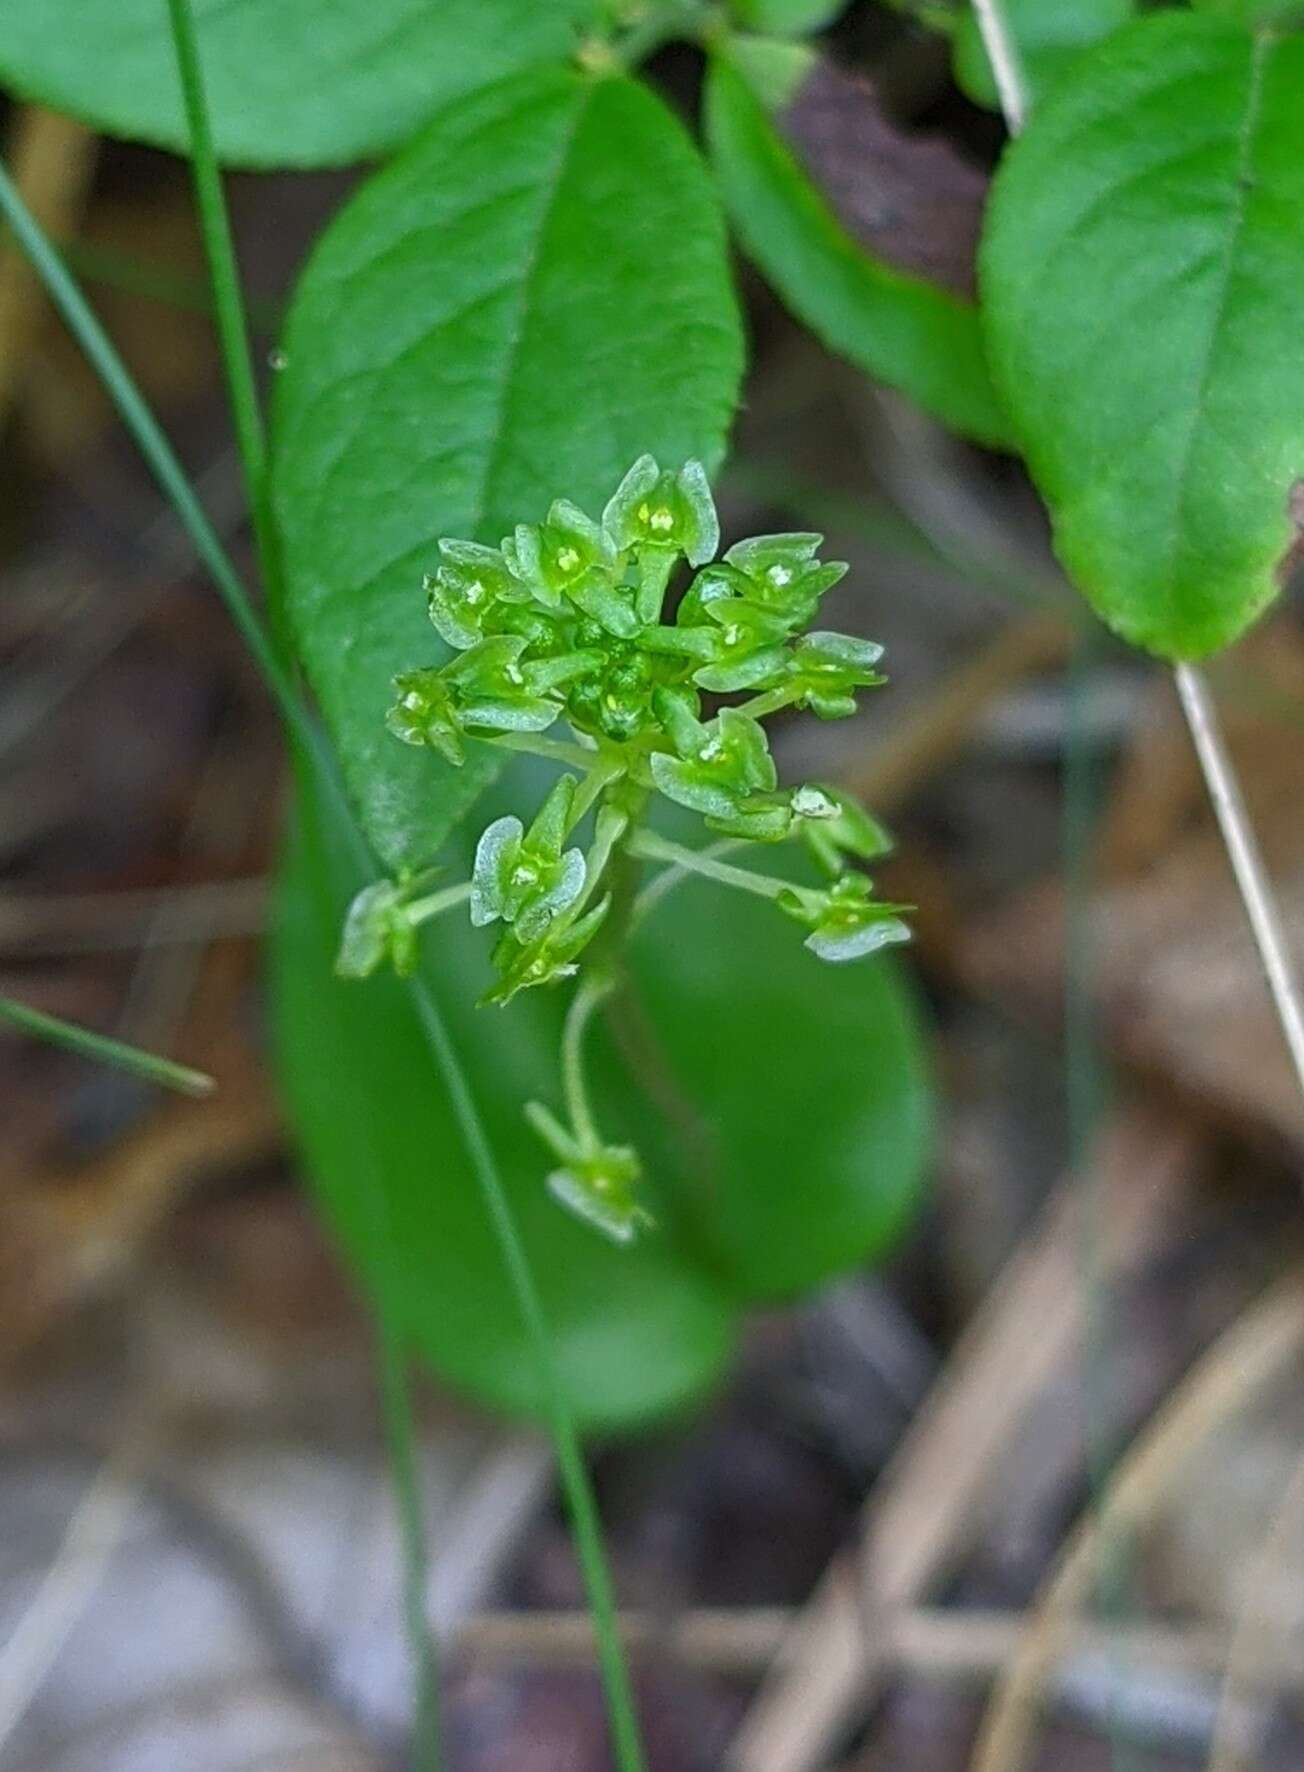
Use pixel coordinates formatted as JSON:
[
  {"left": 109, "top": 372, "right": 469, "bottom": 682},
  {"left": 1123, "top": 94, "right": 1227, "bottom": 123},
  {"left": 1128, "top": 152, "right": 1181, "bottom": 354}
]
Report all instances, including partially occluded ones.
[{"left": 780, "top": 59, "right": 988, "bottom": 300}]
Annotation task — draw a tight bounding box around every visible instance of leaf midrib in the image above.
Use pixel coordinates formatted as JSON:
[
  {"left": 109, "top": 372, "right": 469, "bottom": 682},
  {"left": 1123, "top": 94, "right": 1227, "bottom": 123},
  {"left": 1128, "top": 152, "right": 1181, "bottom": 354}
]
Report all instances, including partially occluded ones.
[{"left": 467, "top": 79, "right": 594, "bottom": 547}]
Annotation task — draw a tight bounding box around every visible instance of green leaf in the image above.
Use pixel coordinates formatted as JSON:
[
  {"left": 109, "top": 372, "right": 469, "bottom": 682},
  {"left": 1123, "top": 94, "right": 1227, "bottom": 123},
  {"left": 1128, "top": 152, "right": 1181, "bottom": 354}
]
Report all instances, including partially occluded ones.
[
  {"left": 729, "top": 0, "right": 849, "bottom": 35},
  {"left": 981, "top": 12, "right": 1304, "bottom": 659},
  {"left": 630, "top": 871, "right": 932, "bottom": 1300},
  {"left": 273, "top": 65, "right": 743, "bottom": 870},
  {"left": 270, "top": 780, "right": 739, "bottom": 1433},
  {"left": 952, "top": 0, "right": 1133, "bottom": 112},
  {"left": 270, "top": 772, "right": 932, "bottom": 1422},
  {"left": 705, "top": 50, "right": 1012, "bottom": 447},
  {"left": 0, "top": 0, "right": 598, "bottom": 168}
]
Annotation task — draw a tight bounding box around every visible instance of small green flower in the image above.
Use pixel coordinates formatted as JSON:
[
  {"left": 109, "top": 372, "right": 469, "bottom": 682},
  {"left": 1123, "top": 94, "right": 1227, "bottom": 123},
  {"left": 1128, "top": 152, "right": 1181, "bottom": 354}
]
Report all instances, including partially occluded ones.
[
  {"left": 547, "top": 1144, "right": 651, "bottom": 1245},
  {"left": 704, "top": 790, "right": 796, "bottom": 843},
  {"left": 793, "top": 783, "right": 893, "bottom": 876},
  {"left": 721, "top": 532, "right": 847, "bottom": 621},
  {"left": 649, "top": 697, "right": 776, "bottom": 818},
  {"left": 388, "top": 636, "right": 565, "bottom": 765},
  {"left": 483, "top": 895, "right": 611, "bottom": 1005},
  {"left": 603, "top": 454, "right": 719, "bottom": 563},
  {"left": 783, "top": 630, "right": 886, "bottom": 719},
  {"left": 566, "top": 642, "right": 661, "bottom": 743},
  {"left": 690, "top": 598, "right": 794, "bottom": 693},
  {"left": 471, "top": 775, "right": 586, "bottom": 943},
  {"left": 526, "top": 1099, "right": 652, "bottom": 1245},
  {"left": 424, "top": 539, "right": 522, "bottom": 650},
  {"left": 386, "top": 667, "right": 465, "bottom": 763},
  {"left": 779, "top": 872, "right": 910, "bottom": 962},
  {"left": 335, "top": 880, "right": 420, "bottom": 979},
  {"left": 603, "top": 455, "right": 719, "bottom": 622},
  {"left": 506, "top": 499, "right": 637, "bottom": 635}
]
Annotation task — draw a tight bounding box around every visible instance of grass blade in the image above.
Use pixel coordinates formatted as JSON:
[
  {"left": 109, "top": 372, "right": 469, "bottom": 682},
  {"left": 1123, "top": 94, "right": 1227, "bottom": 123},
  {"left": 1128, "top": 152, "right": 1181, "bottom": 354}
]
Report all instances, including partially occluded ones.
[{"left": 0, "top": 994, "right": 214, "bottom": 1096}]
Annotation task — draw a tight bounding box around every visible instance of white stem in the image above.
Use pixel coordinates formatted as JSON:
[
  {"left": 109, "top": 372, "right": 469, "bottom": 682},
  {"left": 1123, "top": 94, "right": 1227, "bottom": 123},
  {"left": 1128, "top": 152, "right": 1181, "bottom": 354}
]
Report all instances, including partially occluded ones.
[
  {"left": 970, "top": 0, "right": 1030, "bottom": 131},
  {"left": 974, "top": 0, "right": 1304, "bottom": 1108},
  {"left": 1174, "top": 662, "right": 1304, "bottom": 1099}
]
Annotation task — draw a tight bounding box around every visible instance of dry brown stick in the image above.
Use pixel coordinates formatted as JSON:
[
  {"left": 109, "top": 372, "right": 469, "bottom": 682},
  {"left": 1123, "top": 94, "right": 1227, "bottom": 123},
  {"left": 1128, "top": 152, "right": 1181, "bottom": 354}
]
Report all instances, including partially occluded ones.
[
  {"left": 1205, "top": 1447, "right": 1304, "bottom": 1772},
  {"left": 845, "top": 612, "right": 1072, "bottom": 815},
  {"left": 729, "top": 1103, "right": 1198, "bottom": 1772},
  {"left": 0, "top": 877, "right": 268, "bottom": 955},
  {"left": 0, "top": 107, "right": 98, "bottom": 418},
  {"left": 451, "top": 1606, "right": 1257, "bottom": 1687},
  {"left": 970, "top": 1270, "right": 1304, "bottom": 1772}
]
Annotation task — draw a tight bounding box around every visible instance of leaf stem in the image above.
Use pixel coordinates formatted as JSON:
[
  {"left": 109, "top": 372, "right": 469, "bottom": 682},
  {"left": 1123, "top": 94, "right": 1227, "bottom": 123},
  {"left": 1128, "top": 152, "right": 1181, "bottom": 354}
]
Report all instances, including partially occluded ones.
[{"left": 0, "top": 995, "right": 214, "bottom": 1097}]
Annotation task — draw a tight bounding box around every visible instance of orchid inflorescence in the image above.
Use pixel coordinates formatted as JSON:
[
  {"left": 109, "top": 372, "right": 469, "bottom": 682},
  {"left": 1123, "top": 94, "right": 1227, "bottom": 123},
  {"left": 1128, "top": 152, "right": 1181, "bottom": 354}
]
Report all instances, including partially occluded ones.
[{"left": 337, "top": 454, "right": 909, "bottom": 1241}]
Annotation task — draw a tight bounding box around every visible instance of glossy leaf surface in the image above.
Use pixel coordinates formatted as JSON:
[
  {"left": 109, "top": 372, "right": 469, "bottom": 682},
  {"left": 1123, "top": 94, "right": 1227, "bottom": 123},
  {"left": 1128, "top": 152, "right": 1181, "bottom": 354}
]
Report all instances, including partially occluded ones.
[
  {"left": 273, "top": 66, "right": 743, "bottom": 869},
  {"left": 981, "top": 12, "right": 1304, "bottom": 658},
  {"left": 0, "top": 0, "right": 596, "bottom": 167}
]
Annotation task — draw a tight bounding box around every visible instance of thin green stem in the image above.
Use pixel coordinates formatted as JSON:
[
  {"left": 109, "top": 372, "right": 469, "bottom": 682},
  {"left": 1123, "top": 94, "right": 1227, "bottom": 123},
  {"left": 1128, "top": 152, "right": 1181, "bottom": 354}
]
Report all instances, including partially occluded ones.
[
  {"left": 630, "top": 836, "right": 743, "bottom": 925},
  {"left": 164, "top": 0, "right": 281, "bottom": 621},
  {"left": 561, "top": 976, "right": 614, "bottom": 1154},
  {"left": 0, "top": 163, "right": 309, "bottom": 756},
  {"left": 407, "top": 982, "right": 647, "bottom": 1772},
  {"left": 406, "top": 882, "right": 472, "bottom": 927},
  {"left": 375, "top": 1312, "right": 441, "bottom": 1770},
  {"left": 567, "top": 758, "right": 625, "bottom": 834},
  {"left": 489, "top": 731, "right": 600, "bottom": 770},
  {"left": 626, "top": 829, "right": 787, "bottom": 901},
  {"left": 579, "top": 807, "right": 632, "bottom": 913},
  {"left": 735, "top": 685, "right": 800, "bottom": 721},
  {"left": 0, "top": 995, "right": 214, "bottom": 1097},
  {"left": 0, "top": 130, "right": 648, "bottom": 1772}
]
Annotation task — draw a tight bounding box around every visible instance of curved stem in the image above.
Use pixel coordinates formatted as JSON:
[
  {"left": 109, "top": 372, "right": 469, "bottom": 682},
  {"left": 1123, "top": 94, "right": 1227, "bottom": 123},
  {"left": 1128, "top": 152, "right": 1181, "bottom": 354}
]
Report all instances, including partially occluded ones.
[{"left": 562, "top": 975, "right": 615, "bottom": 1155}]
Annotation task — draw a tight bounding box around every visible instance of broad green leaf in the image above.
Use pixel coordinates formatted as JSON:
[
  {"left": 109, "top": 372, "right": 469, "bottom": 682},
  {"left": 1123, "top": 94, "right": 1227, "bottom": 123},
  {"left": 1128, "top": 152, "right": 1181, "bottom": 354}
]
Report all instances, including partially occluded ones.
[
  {"left": 270, "top": 778, "right": 739, "bottom": 1434},
  {"left": 630, "top": 874, "right": 932, "bottom": 1301},
  {"left": 981, "top": 12, "right": 1304, "bottom": 659},
  {"left": 270, "top": 769, "right": 931, "bottom": 1422},
  {"left": 705, "top": 51, "right": 1012, "bottom": 447},
  {"left": 729, "top": 0, "right": 849, "bottom": 35},
  {"left": 0, "top": 0, "right": 596, "bottom": 168},
  {"left": 273, "top": 65, "right": 743, "bottom": 872},
  {"left": 952, "top": 0, "right": 1133, "bottom": 112}
]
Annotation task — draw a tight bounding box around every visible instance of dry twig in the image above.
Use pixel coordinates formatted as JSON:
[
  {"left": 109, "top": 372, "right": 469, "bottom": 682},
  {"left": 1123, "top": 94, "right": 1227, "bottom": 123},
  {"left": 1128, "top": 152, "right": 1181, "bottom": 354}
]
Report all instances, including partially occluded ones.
[
  {"left": 969, "top": 1271, "right": 1304, "bottom": 1772},
  {"left": 729, "top": 1105, "right": 1197, "bottom": 1772}
]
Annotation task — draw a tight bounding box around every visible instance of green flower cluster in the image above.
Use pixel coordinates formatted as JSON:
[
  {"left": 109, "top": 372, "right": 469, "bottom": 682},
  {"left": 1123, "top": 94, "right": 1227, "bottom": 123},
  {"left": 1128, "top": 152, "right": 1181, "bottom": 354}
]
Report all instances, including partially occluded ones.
[{"left": 341, "top": 455, "right": 910, "bottom": 1242}]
